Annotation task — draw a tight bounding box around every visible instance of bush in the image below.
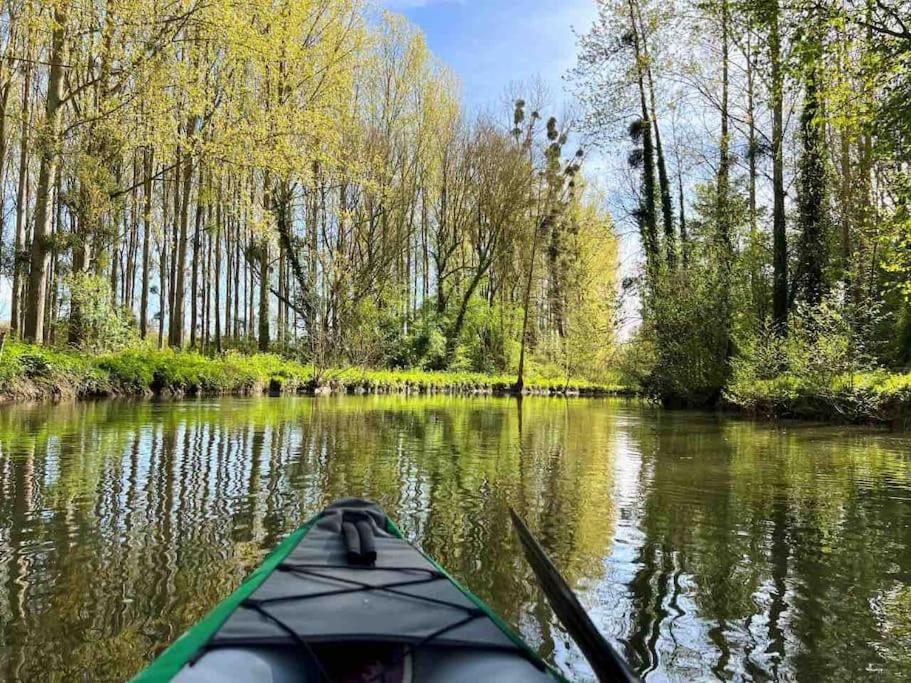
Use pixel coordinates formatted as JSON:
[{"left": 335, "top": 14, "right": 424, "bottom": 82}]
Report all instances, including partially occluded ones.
[
  {"left": 725, "top": 291, "right": 890, "bottom": 418},
  {"left": 642, "top": 266, "right": 731, "bottom": 405},
  {"left": 612, "top": 334, "right": 657, "bottom": 391},
  {"left": 65, "top": 273, "right": 139, "bottom": 353},
  {"left": 414, "top": 324, "right": 447, "bottom": 370},
  {"left": 19, "top": 352, "right": 52, "bottom": 379},
  {"left": 0, "top": 340, "right": 619, "bottom": 402},
  {"left": 96, "top": 350, "right": 156, "bottom": 392},
  {"left": 0, "top": 340, "right": 100, "bottom": 398}
]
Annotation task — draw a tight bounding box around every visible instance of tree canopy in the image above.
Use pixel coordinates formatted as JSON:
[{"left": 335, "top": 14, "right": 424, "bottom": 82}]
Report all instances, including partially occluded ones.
[{"left": 0, "top": 0, "right": 618, "bottom": 383}]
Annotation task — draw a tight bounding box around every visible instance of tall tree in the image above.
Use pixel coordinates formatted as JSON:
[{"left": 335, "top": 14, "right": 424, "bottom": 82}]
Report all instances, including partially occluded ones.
[
  {"left": 793, "top": 22, "right": 828, "bottom": 306},
  {"left": 24, "top": 3, "right": 67, "bottom": 343},
  {"left": 633, "top": 0, "right": 675, "bottom": 266},
  {"left": 766, "top": 0, "right": 789, "bottom": 330}
]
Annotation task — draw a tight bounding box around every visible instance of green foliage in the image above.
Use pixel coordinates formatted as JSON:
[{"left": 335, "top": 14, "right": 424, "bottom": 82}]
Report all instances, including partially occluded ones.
[
  {"left": 95, "top": 351, "right": 155, "bottom": 393},
  {"left": 65, "top": 273, "right": 139, "bottom": 353},
  {"left": 793, "top": 58, "right": 831, "bottom": 307},
  {"left": 641, "top": 265, "right": 732, "bottom": 405},
  {"left": 457, "top": 299, "right": 520, "bottom": 374},
  {"left": 0, "top": 340, "right": 102, "bottom": 399},
  {"left": 879, "top": 170, "right": 911, "bottom": 313},
  {"left": 338, "top": 295, "right": 406, "bottom": 368},
  {"left": 374, "top": 297, "right": 524, "bottom": 376},
  {"left": 725, "top": 291, "right": 900, "bottom": 419},
  {"left": 0, "top": 343, "right": 621, "bottom": 401},
  {"left": 18, "top": 352, "right": 52, "bottom": 379},
  {"left": 611, "top": 334, "right": 658, "bottom": 391},
  {"left": 403, "top": 317, "right": 448, "bottom": 371}
]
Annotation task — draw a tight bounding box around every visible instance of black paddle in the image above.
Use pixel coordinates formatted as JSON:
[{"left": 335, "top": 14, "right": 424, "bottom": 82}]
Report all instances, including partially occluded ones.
[{"left": 509, "top": 508, "right": 639, "bottom": 683}]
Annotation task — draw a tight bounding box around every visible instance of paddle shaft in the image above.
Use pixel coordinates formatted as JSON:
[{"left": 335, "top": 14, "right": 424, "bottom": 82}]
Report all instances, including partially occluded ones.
[{"left": 509, "top": 508, "right": 639, "bottom": 683}]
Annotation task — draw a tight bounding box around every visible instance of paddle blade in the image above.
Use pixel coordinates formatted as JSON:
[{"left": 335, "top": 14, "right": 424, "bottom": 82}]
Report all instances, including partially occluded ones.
[{"left": 509, "top": 508, "right": 638, "bottom": 683}]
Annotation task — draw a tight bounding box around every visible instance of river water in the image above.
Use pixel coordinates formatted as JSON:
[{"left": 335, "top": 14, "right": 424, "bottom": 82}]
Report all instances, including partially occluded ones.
[{"left": 0, "top": 396, "right": 909, "bottom": 681}]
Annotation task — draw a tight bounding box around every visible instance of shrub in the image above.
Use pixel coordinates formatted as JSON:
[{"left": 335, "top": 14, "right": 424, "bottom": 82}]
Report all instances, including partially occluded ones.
[
  {"left": 725, "top": 290, "right": 888, "bottom": 417},
  {"left": 612, "top": 334, "right": 657, "bottom": 391},
  {"left": 19, "top": 352, "right": 52, "bottom": 379},
  {"left": 642, "top": 266, "right": 731, "bottom": 405},
  {"left": 65, "top": 273, "right": 139, "bottom": 353},
  {"left": 96, "top": 350, "right": 156, "bottom": 393}
]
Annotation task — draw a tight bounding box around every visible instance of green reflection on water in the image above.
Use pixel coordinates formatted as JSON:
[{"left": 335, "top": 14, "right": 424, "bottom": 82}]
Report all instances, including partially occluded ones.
[{"left": 0, "top": 397, "right": 908, "bottom": 681}]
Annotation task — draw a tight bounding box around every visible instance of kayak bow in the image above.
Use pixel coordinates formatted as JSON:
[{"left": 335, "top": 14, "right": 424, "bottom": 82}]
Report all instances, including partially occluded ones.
[{"left": 133, "top": 498, "right": 564, "bottom": 682}]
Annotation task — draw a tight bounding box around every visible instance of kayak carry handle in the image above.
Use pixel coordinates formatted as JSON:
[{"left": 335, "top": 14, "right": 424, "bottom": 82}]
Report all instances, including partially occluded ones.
[{"left": 342, "top": 511, "right": 378, "bottom": 566}]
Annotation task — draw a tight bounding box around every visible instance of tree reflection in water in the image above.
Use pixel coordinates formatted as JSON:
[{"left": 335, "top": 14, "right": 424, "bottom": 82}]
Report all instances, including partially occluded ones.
[{"left": 0, "top": 397, "right": 908, "bottom": 680}]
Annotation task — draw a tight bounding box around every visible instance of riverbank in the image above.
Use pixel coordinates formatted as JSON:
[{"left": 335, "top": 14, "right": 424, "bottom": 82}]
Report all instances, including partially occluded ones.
[
  {"left": 4, "top": 341, "right": 907, "bottom": 425},
  {"left": 724, "top": 370, "right": 911, "bottom": 426},
  {"left": 0, "top": 341, "right": 630, "bottom": 402}
]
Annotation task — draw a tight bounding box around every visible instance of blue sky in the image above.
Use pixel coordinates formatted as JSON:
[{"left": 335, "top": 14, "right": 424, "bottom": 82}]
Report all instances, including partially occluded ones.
[{"left": 381, "top": 0, "right": 597, "bottom": 113}]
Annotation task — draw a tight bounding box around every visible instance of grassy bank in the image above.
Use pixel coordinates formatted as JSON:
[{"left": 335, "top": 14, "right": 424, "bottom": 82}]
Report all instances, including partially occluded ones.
[
  {"left": 11, "top": 340, "right": 907, "bottom": 424},
  {"left": 725, "top": 370, "right": 911, "bottom": 425},
  {"left": 0, "top": 341, "right": 630, "bottom": 402}
]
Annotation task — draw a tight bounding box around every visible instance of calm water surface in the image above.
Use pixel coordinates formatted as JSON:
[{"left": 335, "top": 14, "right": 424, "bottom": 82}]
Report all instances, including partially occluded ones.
[{"left": 0, "top": 396, "right": 909, "bottom": 681}]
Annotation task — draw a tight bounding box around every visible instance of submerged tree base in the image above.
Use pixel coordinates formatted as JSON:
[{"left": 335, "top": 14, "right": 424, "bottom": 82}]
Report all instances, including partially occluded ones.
[{"left": 0, "top": 341, "right": 631, "bottom": 403}]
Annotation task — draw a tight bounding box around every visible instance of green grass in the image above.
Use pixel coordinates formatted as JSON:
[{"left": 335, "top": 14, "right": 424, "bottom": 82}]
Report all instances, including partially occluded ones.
[
  {"left": 0, "top": 340, "right": 629, "bottom": 402},
  {"left": 724, "top": 369, "right": 911, "bottom": 423}
]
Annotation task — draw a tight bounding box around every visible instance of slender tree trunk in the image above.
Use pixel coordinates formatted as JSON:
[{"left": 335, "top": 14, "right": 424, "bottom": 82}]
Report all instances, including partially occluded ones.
[
  {"left": 125, "top": 153, "right": 140, "bottom": 309},
  {"left": 424, "top": 199, "right": 432, "bottom": 308},
  {"left": 258, "top": 239, "right": 270, "bottom": 351},
  {"left": 24, "top": 5, "right": 68, "bottom": 343},
  {"left": 745, "top": 32, "right": 761, "bottom": 316},
  {"left": 45, "top": 163, "right": 61, "bottom": 343},
  {"left": 168, "top": 156, "right": 180, "bottom": 343},
  {"left": 11, "top": 62, "right": 31, "bottom": 336},
  {"left": 0, "top": 68, "right": 12, "bottom": 281},
  {"left": 677, "top": 163, "right": 688, "bottom": 266},
  {"left": 203, "top": 195, "right": 213, "bottom": 351},
  {"left": 215, "top": 184, "right": 222, "bottom": 353},
  {"left": 277, "top": 238, "right": 285, "bottom": 348},
  {"left": 628, "top": 0, "right": 659, "bottom": 276},
  {"left": 715, "top": 0, "right": 735, "bottom": 365},
  {"left": 171, "top": 140, "right": 193, "bottom": 347},
  {"left": 308, "top": 165, "right": 320, "bottom": 353},
  {"left": 258, "top": 175, "right": 270, "bottom": 352},
  {"left": 853, "top": 10, "right": 875, "bottom": 304},
  {"left": 140, "top": 148, "right": 153, "bottom": 338},
  {"left": 225, "top": 213, "right": 232, "bottom": 341},
  {"left": 246, "top": 180, "right": 255, "bottom": 339},
  {"left": 159, "top": 171, "right": 170, "bottom": 349},
  {"left": 837, "top": 25, "right": 853, "bottom": 282},
  {"left": 516, "top": 230, "right": 541, "bottom": 392},
  {"left": 634, "top": 1, "right": 674, "bottom": 266},
  {"left": 110, "top": 165, "right": 122, "bottom": 309},
  {"left": 769, "top": 0, "right": 788, "bottom": 330},
  {"left": 838, "top": 132, "right": 852, "bottom": 278},
  {"left": 129, "top": 164, "right": 141, "bottom": 308},
  {"left": 246, "top": 245, "right": 253, "bottom": 338},
  {"left": 190, "top": 169, "right": 203, "bottom": 348},
  {"left": 717, "top": 0, "right": 732, "bottom": 257},
  {"left": 233, "top": 205, "right": 241, "bottom": 337}
]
